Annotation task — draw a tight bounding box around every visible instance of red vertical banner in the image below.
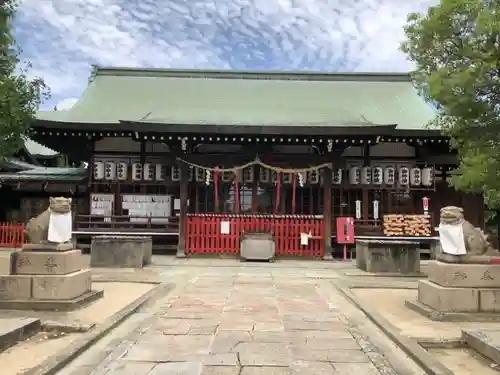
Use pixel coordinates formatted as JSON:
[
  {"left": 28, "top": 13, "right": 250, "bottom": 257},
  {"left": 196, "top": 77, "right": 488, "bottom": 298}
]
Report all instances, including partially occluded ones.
[
  {"left": 234, "top": 170, "right": 240, "bottom": 214},
  {"left": 336, "top": 217, "right": 355, "bottom": 244},
  {"left": 291, "top": 173, "right": 297, "bottom": 214},
  {"left": 275, "top": 172, "right": 281, "bottom": 214}
]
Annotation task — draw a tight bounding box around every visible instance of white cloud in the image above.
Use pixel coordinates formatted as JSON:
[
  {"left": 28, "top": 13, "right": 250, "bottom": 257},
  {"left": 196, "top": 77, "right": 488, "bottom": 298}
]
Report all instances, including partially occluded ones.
[
  {"left": 15, "top": 0, "right": 438, "bottom": 108},
  {"left": 55, "top": 98, "right": 78, "bottom": 110}
]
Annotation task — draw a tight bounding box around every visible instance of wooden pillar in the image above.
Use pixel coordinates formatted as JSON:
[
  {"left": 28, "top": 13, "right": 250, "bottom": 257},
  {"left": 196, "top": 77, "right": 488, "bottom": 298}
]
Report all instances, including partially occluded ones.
[
  {"left": 251, "top": 165, "right": 259, "bottom": 213},
  {"left": 323, "top": 166, "right": 333, "bottom": 260},
  {"left": 176, "top": 162, "right": 189, "bottom": 258},
  {"left": 362, "top": 144, "right": 370, "bottom": 220}
]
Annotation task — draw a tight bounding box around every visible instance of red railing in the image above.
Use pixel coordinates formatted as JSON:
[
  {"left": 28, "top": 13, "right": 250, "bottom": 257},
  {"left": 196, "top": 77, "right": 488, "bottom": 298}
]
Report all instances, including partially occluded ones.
[
  {"left": 0, "top": 223, "right": 25, "bottom": 248},
  {"left": 186, "top": 214, "right": 324, "bottom": 257}
]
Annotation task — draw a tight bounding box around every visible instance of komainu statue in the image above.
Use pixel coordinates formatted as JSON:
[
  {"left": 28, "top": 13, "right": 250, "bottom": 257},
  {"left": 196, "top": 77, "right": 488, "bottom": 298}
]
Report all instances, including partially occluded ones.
[
  {"left": 439, "top": 206, "right": 494, "bottom": 255},
  {"left": 25, "top": 197, "right": 73, "bottom": 245}
]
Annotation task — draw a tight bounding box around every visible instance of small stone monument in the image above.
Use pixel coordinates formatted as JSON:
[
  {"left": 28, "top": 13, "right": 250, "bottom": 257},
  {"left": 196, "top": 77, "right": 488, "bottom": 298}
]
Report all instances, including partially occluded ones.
[
  {"left": 406, "top": 206, "right": 500, "bottom": 321},
  {"left": 0, "top": 197, "right": 103, "bottom": 310}
]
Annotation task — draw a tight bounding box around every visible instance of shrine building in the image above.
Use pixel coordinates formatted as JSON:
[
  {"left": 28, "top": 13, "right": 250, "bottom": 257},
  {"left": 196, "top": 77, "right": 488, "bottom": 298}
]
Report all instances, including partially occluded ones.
[{"left": 17, "top": 67, "right": 483, "bottom": 257}]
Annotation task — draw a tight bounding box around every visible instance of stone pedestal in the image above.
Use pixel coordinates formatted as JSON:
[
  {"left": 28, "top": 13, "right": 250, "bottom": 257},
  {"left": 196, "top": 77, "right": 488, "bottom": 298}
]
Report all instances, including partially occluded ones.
[
  {"left": 405, "top": 259, "right": 500, "bottom": 321},
  {"left": 90, "top": 236, "right": 152, "bottom": 268},
  {"left": 0, "top": 243, "right": 102, "bottom": 311},
  {"left": 355, "top": 240, "right": 420, "bottom": 274}
]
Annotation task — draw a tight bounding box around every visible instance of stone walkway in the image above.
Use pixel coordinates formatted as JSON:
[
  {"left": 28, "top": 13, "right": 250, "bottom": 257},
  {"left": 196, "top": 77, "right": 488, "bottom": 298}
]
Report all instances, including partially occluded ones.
[{"left": 60, "top": 260, "right": 425, "bottom": 375}]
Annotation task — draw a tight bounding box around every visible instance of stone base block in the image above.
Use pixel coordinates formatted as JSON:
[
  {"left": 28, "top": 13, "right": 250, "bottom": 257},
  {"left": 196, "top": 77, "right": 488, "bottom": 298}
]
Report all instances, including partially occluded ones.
[
  {"left": 417, "top": 280, "right": 479, "bottom": 312},
  {"left": 23, "top": 243, "right": 74, "bottom": 252},
  {"left": 32, "top": 269, "right": 92, "bottom": 300},
  {"left": 15, "top": 250, "right": 82, "bottom": 275},
  {"left": 0, "top": 275, "right": 33, "bottom": 300},
  {"left": 91, "top": 236, "right": 151, "bottom": 268},
  {"left": 0, "top": 289, "right": 103, "bottom": 311},
  {"left": 0, "top": 251, "right": 16, "bottom": 275},
  {"left": 427, "top": 260, "right": 500, "bottom": 288},
  {"left": 240, "top": 233, "right": 275, "bottom": 261},
  {"left": 355, "top": 240, "right": 420, "bottom": 274}
]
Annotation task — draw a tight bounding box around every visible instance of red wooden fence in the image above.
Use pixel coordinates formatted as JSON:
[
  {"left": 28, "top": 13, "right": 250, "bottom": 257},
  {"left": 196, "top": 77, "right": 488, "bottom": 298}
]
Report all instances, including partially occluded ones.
[
  {"left": 186, "top": 214, "right": 324, "bottom": 257},
  {"left": 0, "top": 223, "right": 24, "bottom": 248}
]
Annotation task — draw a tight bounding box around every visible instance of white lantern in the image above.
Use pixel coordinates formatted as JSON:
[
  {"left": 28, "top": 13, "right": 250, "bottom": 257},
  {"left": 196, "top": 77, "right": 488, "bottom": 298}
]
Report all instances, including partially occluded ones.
[
  {"left": 171, "top": 166, "right": 181, "bottom": 182},
  {"left": 384, "top": 167, "right": 395, "bottom": 185},
  {"left": 116, "top": 162, "right": 128, "bottom": 181},
  {"left": 260, "top": 169, "right": 270, "bottom": 183},
  {"left": 333, "top": 169, "right": 342, "bottom": 184},
  {"left": 398, "top": 166, "right": 410, "bottom": 186},
  {"left": 349, "top": 167, "right": 361, "bottom": 185},
  {"left": 372, "top": 167, "right": 383, "bottom": 185},
  {"left": 93, "top": 162, "right": 104, "bottom": 180},
  {"left": 143, "top": 163, "right": 154, "bottom": 181},
  {"left": 422, "top": 167, "right": 434, "bottom": 186},
  {"left": 410, "top": 167, "right": 422, "bottom": 185},
  {"left": 104, "top": 162, "right": 116, "bottom": 180},
  {"left": 361, "top": 166, "right": 372, "bottom": 184},
  {"left": 155, "top": 164, "right": 165, "bottom": 181},
  {"left": 309, "top": 170, "right": 320, "bottom": 184},
  {"left": 132, "top": 163, "right": 143, "bottom": 181}
]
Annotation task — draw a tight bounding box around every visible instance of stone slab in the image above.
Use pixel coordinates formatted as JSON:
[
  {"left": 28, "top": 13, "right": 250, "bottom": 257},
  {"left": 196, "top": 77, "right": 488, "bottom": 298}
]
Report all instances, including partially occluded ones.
[
  {"left": 32, "top": 269, "right": 92, "bottom": 300},
  {"left": 0, "top": 275, "right": 32, "bottom": 300},
  {"left": 355, "top": 240, "right": 420, "bottom": 274},
  {"left": 0, "top": 251, "right": 16, "bottom": 275},
  {"left": 417, "top": 280, "right": 479, "bottom": 312},
  {"left": 15, "top": 249, "right": 82, "bottom": 275},
  {"left": 0, "top": 317, "right": 41, "bottom": 352},
  {"left": 436, "top": 252, "right": 500, "bottom": 264},
  {"left": 22, "top": 243, "right": 74, "bottom": 252},
  {"left": 462, "top": 329, "right": 500, "bottom": 364},
  {"left": 427, "top": 260, "right": 500, "bottom": 288},
  {"left": 0, "top": 289, "right": 103, "bottom": 311},
  {"left": 405, "top": 299, "right": 500, "bottom": 322},
  {"left": 90, "top": 236, "right": 149, "bottom": 268}
]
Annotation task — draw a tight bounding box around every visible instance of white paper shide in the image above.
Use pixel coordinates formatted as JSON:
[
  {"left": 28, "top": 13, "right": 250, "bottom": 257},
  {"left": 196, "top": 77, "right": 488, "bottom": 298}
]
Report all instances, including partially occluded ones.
[
  {"left": 48, "top": 210, "right": 72, "bottom": 243},
  {"left": 438, "top": 222, "right": 467, "bottom": 255}
]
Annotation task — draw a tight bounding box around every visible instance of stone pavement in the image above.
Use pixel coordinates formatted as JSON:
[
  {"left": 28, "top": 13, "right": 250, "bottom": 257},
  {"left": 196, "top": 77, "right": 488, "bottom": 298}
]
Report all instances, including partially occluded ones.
[{"left": 59, "top": 260, "right": 425, "bottom": 375}]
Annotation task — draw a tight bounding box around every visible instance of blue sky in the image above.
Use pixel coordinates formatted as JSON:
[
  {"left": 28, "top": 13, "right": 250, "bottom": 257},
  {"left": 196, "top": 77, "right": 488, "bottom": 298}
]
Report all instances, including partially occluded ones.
[{"left": 14, "top": 0, "right": 437, "bottom": 110}]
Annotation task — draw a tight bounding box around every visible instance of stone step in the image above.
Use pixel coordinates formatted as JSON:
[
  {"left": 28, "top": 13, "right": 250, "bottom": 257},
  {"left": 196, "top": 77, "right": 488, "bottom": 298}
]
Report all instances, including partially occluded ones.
[
  {"left": 462, "top": 329, "right": 500, "bottom": 364},
  {"left": 0, "top": 317, "right": 41, "bottom": 353}
]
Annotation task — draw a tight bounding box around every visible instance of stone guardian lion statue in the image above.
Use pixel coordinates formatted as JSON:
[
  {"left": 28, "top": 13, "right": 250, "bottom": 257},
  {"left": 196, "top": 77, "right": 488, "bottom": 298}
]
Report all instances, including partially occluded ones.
[
  {"left": 24, "top": 197, "right": 72, "bottom": 244},
  {"left": 440, "top": 206, "right": 494, "bottom": 255}
]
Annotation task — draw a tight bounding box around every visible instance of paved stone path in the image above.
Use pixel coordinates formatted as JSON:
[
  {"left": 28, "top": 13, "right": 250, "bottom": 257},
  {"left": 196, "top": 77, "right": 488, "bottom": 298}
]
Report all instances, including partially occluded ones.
[{"left": 59, "top": 260, "right": 425, "bottom": 375}]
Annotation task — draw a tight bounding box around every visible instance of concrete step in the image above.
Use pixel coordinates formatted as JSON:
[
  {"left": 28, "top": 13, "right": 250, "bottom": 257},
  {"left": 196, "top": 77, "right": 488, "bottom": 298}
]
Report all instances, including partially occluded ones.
[
  {"left": 462, "top": 329, "right": 500, "bottom": 364},
  {"left": 0, "top": 317, "right": 41, "bottom": 353}
]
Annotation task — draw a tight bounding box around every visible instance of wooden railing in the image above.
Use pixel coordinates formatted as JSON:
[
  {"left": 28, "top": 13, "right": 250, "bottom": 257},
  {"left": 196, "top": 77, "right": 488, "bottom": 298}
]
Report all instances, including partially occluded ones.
[
  {"left": 0, "top": 222, "right": 25, "bottom": 247},
  {"left": 74, "top": 215, "right": 179, "bottom": 234}
]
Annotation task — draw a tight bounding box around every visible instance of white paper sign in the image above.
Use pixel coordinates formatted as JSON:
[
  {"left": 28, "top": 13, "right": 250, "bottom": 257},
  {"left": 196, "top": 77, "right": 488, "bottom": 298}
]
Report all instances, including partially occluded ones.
[
  {"left": 355, "top": 200, "right": 362, "bottom": 219},
  {"left": 373, "top": 200, "right": 379, "bottom": 219},
  {"left": 300, "top": 232, "right": 310, "bottom": 246},
  {"left": 220, "top": 221, "right": 230, "bottom": 234}
]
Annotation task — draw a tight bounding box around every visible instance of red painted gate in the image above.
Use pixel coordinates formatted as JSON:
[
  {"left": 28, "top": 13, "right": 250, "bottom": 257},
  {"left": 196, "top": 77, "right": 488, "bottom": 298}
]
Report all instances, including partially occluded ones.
[{"left": 186, "top": 214, "right": 324, "bottom": 257}]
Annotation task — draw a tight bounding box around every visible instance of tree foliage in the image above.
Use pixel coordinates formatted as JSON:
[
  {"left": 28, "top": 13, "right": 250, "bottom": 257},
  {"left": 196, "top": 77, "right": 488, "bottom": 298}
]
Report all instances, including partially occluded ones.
[
  {"left": 0, "top": 0, "right": 48, "bottom": 160},
  {"left": 401, "top": 0, "right": 500, "bottom": 207}
]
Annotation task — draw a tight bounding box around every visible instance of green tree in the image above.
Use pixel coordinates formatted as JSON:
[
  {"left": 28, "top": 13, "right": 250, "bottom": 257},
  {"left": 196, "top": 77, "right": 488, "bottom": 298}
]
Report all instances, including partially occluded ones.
[
  {"left": 401, "top": 0, "right": 500, "bottom": 207},
  {"left": 0, "top": 0, "right": 49, "bottom": 160}
]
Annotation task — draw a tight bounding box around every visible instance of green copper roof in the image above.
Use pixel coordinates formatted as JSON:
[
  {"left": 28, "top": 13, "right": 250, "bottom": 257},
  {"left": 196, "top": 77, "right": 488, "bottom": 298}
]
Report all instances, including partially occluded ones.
[
  {"left": 36, "top": 68, "right": 436, "bottom": 129},
  {"left": 0, "top": 167, "right": 86, "bottom": 182}
]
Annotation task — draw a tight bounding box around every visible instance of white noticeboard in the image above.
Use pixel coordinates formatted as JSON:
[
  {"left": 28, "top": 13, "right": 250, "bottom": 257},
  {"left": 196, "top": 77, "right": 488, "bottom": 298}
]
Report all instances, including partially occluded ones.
[
  {"left": 122, "top": 194, "right": 171, "bottom": 224},
  {"left": 90, "top": 194, "right": 114, "bottom": 222},
  {"left": 220, "top": 221, "right": 230, "bottom": 234}
]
